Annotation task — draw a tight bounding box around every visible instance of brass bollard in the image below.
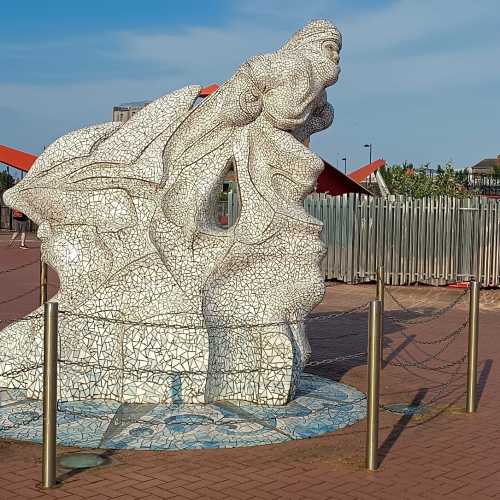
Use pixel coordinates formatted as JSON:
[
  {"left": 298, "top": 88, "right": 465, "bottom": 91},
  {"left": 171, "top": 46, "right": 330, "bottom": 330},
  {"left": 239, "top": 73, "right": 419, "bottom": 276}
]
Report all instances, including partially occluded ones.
[
  {"left": 376, "top": 266, "right": 385, "bottom": 365},
  {"left": 366, "top": 300, "right": 382, "bottom": 471},
  {"left": 466, "top": 280, "right": 480, "bottom": 413},
  {"left": 39, "top": 259, "right": 48, "bottom": 306},
  {"left": 42, "top": 302, "right": 58, "bottom": 489}
]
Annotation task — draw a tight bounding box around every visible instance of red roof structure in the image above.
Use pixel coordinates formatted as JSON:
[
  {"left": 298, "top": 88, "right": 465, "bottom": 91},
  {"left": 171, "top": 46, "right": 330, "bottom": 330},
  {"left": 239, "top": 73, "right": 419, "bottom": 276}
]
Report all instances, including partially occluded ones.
[
  {"left": 199, "top": 83, "right": 220, "bottom": 97},
  {"left": 316, "top": 161, "right": 371, "bottom": 196},
  {"left": 349, "top": 159, "right": 386, "bottom": 183},
  {"left": 0, "top": 145, "right": 37, "bottom": 173}
]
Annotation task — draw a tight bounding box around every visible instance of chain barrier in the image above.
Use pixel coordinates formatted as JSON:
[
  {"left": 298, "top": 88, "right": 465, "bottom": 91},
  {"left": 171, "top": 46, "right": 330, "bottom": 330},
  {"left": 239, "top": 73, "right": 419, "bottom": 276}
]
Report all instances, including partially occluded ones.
[
  {"left": 381, "top": 361, "right": 466, "bottom": 414},
  {"left": 15, "top": 300, "right": 369, "bottom": 333},
  {"left": 384, "top": 285, "right": 469, "bottom": 368},
  {"left": 0, "top": 364, "right": 43, "bottom": 378},
  {"left": 56, "top": 358, "right": 299, "bottom": 376},
  {"left": 306, "top": 301, "right": 370, "bottom": 324},
  {"left": 389, "top": 320, "right": 468, "bottom": 367},
  {"left": 305, "top": 351, "right": 366, "bottom": 367},
  {"left": 389, "top": 353, "right": 467, "bottom": 371},
  {"left": 380, "top": 283, "right": 473, "bottom": 416},
  {"left": 395, "top": 322, "right": 468, "bottom": 369},
  {"left": 55, "top": 351, "right": 369, "bottom": 375},
  {"left": 385, "top": 286, "right": 468, "bottom": 325},
  {"left": 0, "top": 283, "right": 473, "bottom": 437},
  {"left": 0, "top": 286, "right": 40, "bottom": 307},
  {"left": 387, "top": 318, "right": 468, "bottom": 372},
  {"left": 0, "top": 300, "right": 370, "bottom": 440},
  {"left": 0, "top": 314, "right": 43, "bottom": 325},
  {"left": 0, "top": 301, "right": 368, "bottom": 333},
  {"left": 0, "top": 260, "right": 38, "bottom": 275},
  {"left": 398, "top": 319, "right": 469, "bottom": 346}
]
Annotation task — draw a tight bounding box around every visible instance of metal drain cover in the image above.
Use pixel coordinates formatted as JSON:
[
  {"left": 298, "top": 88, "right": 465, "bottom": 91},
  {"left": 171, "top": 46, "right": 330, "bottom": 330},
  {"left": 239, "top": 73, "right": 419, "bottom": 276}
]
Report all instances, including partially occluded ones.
[
  {"left": 58, "top": 452, "right": 107, "bottom": 470},
  {"left": 382, "top": 403, "right": 428, "bottom": 416}
]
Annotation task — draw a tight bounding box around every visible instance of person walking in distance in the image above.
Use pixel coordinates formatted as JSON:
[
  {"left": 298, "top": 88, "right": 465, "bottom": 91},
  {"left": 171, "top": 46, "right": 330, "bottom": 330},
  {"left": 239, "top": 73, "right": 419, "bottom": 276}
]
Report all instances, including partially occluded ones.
[{"left": 8, "top": 209, "right": 29, "bottom": 249}]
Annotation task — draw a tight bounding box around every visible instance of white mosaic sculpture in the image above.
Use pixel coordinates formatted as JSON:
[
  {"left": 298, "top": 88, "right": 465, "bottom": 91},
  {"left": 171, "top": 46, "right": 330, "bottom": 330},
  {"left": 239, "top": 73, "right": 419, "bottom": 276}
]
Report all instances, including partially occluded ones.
[{"left": 0, "top": 20, "right": 341, "bottom": 405}]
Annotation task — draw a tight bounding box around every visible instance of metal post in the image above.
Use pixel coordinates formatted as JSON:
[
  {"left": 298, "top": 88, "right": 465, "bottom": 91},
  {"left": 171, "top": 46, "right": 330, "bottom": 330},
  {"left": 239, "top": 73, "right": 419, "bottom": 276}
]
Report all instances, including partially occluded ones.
[
  {"left": 376, "top": 266, "right": 385, "bottom": 306},
  {"left": 366, "top": 300, "right": 382, "bottom": 471},
  {"left": 40, "top": 259, "right": 48, "bottom": 306},
  {"left": 376, "top": 266, "right": 384, "bottom": 364},
  {"left": 42, "top": 302, "right": 58, "bottom": 489},
  {"left": 227, "top": 190, "right": 234, "bottom": 228},
  {"left": 466, "top": 280, "right": 480, "bottom": 413}
]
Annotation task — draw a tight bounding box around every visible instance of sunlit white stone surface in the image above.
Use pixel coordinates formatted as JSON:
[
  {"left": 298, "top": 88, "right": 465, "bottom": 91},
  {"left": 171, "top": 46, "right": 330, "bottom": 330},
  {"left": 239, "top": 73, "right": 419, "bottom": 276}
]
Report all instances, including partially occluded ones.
[{"left": 0, "top": 20, "right": 342, "bottom": 405}]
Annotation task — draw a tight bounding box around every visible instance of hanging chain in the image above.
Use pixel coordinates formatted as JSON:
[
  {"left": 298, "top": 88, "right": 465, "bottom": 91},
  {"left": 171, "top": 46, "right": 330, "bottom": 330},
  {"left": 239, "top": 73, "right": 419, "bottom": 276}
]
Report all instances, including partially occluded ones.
[
  {"left": 0, "top": 260, "right": 39, "bottom": 275},
  {"left": 385, "top": 286, "right": 468, "bottom": 325},
  {"left": 305, "top": 351, "right": 366, "bottom": 367}
]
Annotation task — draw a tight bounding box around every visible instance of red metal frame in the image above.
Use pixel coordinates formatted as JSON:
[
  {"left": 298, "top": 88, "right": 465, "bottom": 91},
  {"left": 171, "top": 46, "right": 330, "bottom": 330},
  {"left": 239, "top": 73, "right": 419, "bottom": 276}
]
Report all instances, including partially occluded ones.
[
  {"left": 349, "top": 160, "right": 386, "bottom": 183},
  {"left": 0, "top": 145, "right": 36, "bottom": 172},
  {"left": 316, "top": 161, "right": 371, "bottom": 196}
]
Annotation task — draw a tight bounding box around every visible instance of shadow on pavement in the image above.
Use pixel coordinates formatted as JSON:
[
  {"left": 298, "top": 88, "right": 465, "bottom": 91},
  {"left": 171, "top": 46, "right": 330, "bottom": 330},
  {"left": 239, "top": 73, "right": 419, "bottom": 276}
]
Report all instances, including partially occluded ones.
[
  {"left": 305, "top": 307, "right": 451, "bottom": 382},
  {"left": 56, "top": 448, "right": 117, "bottom": 484},
  {"left": 477, "top": 359, "right": 493, "bottom": 408},
  {"left": 378, "top": 387, "right": 428, "bottom": 466}
]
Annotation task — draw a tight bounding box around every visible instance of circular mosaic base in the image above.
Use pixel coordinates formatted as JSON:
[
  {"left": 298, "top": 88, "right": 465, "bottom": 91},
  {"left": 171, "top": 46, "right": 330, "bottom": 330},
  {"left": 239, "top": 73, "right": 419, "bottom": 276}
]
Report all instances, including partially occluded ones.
[{"left": 0, "top": 374, "right": 366, "bottom": 450}]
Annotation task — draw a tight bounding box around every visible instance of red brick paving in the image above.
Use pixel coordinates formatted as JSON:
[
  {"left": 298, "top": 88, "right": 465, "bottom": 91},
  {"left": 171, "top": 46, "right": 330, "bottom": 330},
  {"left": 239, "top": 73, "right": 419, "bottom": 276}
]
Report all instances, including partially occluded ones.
[{"left": 1, "top": 233, "right": 500, "bottom": 499}]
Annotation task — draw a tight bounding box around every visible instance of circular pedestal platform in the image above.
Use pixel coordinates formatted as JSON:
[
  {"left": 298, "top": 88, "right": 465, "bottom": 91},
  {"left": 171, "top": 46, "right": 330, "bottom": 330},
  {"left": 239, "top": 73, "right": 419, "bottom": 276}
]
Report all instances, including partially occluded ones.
[{"left": 0, "top": 374, "right": 366, "bottom": 450}]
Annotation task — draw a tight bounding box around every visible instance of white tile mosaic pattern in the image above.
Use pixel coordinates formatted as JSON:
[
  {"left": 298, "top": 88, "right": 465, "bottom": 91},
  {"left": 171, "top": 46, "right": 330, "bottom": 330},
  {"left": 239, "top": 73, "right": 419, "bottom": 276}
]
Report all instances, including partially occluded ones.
[{"left": 0, "top": 21, "right": 342, "bottom": 405}]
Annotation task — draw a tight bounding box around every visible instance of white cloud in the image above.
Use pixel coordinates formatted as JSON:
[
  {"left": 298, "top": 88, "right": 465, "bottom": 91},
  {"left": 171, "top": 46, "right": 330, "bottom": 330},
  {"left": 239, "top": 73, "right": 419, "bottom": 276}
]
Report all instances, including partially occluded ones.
[
  {"left": 120, "top": 24, "right": 288, "bottom": 82},
  {"left": 341, "top": 0, "right": 499, "bottom": 55}
]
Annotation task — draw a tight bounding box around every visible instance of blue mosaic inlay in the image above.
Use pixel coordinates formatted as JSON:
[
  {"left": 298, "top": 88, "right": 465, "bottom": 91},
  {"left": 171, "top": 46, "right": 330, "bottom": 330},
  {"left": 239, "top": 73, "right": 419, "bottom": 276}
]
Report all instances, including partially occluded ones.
[{"left": 0, "top": 375, "right": 366, "bottom": 450}]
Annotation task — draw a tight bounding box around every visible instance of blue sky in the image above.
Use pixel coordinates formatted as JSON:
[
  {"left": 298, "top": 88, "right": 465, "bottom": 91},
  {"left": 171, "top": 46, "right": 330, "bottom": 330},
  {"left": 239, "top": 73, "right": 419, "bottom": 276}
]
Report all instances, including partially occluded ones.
[{"left": 1, "top": 0, "right": 499, "bottom": 171}]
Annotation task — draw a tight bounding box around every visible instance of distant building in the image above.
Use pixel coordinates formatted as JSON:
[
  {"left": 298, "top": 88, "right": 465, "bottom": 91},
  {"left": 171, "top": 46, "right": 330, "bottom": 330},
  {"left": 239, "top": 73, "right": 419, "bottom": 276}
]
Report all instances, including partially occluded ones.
[
  {"left": 470, "top": 155, "right": 500, "bottom": 175},
  {"left": 112, "top": 100, "right": 151, "bottom": 122}
]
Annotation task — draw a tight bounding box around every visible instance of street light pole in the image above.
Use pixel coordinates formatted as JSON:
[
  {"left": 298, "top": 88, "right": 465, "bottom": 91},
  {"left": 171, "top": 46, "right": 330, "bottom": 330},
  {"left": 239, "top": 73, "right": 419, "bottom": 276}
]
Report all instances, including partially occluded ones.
[
  {"left": 364, "top": 144, "right": 372, "bottom": 164},
  {"left": 342, "top": 157, "right": 347, "bottom": 174}
]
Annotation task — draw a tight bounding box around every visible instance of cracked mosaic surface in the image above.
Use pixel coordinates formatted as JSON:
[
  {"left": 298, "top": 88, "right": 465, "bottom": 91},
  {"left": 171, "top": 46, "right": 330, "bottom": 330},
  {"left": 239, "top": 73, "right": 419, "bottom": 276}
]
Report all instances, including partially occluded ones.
[
  {"left": 0, "top": 375, "right": 365, "bottom": 450},
  {"left": 0, "top": 20, "right": 342, "bottom": 405}
]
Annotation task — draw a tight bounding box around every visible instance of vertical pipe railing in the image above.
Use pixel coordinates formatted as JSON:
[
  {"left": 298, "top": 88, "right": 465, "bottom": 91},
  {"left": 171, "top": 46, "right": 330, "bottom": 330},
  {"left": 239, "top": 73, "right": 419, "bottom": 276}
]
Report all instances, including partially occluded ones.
[
  {"left": 466, "top": 280, "right": 480, "bottom": 413},
  {"left": 304, "top": 193, "right": 500, "bottom": 288},
  {"left": 376, "top": 266, "right": 385, "bottom": 365},
  {"left": 42, "top": 302, "right": 58, "bottom": 489},
  {"left": 376, "top": 265, "right": 385, "bottom": 306},
  {"left": 366, "top": 300, "right": 382, "bottom": 471}
]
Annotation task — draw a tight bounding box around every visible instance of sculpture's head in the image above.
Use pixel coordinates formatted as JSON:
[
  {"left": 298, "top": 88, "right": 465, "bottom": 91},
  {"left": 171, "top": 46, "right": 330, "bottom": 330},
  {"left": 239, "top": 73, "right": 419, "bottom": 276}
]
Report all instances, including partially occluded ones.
[
  {"left": 219, "top": 19, "right": 340, "bottom": 135},
  {"left": 282, "top": 19, "right": 342, "bottom": 84}
]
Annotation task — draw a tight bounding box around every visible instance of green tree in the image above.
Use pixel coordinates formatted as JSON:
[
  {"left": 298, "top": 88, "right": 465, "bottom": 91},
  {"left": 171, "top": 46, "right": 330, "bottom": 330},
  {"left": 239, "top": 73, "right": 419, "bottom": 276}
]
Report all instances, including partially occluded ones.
[
  {"left": 0, "top": 170, "right": 15, "bottom": 190},
  {"left": 380, "top": 162, "right": 471, "bottom": 198}
]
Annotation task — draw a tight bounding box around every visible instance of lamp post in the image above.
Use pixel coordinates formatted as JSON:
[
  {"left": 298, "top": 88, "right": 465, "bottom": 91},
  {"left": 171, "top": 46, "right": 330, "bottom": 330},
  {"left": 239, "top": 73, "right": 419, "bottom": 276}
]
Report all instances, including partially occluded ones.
[
  {"left": 342, "top": 157, "right": 347, "bottom": 174},
  {"left": 364, "top": 144, "right": 372, "bottom": 164}
]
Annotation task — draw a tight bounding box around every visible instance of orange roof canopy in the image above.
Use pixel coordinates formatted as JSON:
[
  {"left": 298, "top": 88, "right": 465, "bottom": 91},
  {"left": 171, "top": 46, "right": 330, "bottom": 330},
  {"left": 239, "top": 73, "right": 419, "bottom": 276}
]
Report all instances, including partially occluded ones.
[{"left": 0, "top": 144, "right": 37, "bottom": 172}]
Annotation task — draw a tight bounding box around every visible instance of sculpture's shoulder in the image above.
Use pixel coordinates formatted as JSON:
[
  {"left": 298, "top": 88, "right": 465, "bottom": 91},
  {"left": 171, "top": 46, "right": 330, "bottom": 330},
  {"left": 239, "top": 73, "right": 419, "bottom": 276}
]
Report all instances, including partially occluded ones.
[
  {"left": 28, "top": 85, "right": 202, "bottom": 178},
  {"left": 28, "top": 122, "right": 122, "bottom": 177}
]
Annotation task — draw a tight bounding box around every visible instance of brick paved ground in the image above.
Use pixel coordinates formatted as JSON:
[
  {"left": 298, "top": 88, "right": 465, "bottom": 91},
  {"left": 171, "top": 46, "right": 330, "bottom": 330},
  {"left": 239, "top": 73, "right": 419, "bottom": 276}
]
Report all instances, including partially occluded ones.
[{"left": 1, "top": 234, "right": 499, "bottom": 499}]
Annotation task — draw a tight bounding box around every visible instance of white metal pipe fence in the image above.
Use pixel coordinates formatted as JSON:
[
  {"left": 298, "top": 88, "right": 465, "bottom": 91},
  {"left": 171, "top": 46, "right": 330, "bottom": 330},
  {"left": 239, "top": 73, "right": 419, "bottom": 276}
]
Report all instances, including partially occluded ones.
[
  {"left": 225, "top": 191, "right": 500, "bottom": 287},
  {"left": 304, "top": 193, "right": 500, "bottom": 287}
]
